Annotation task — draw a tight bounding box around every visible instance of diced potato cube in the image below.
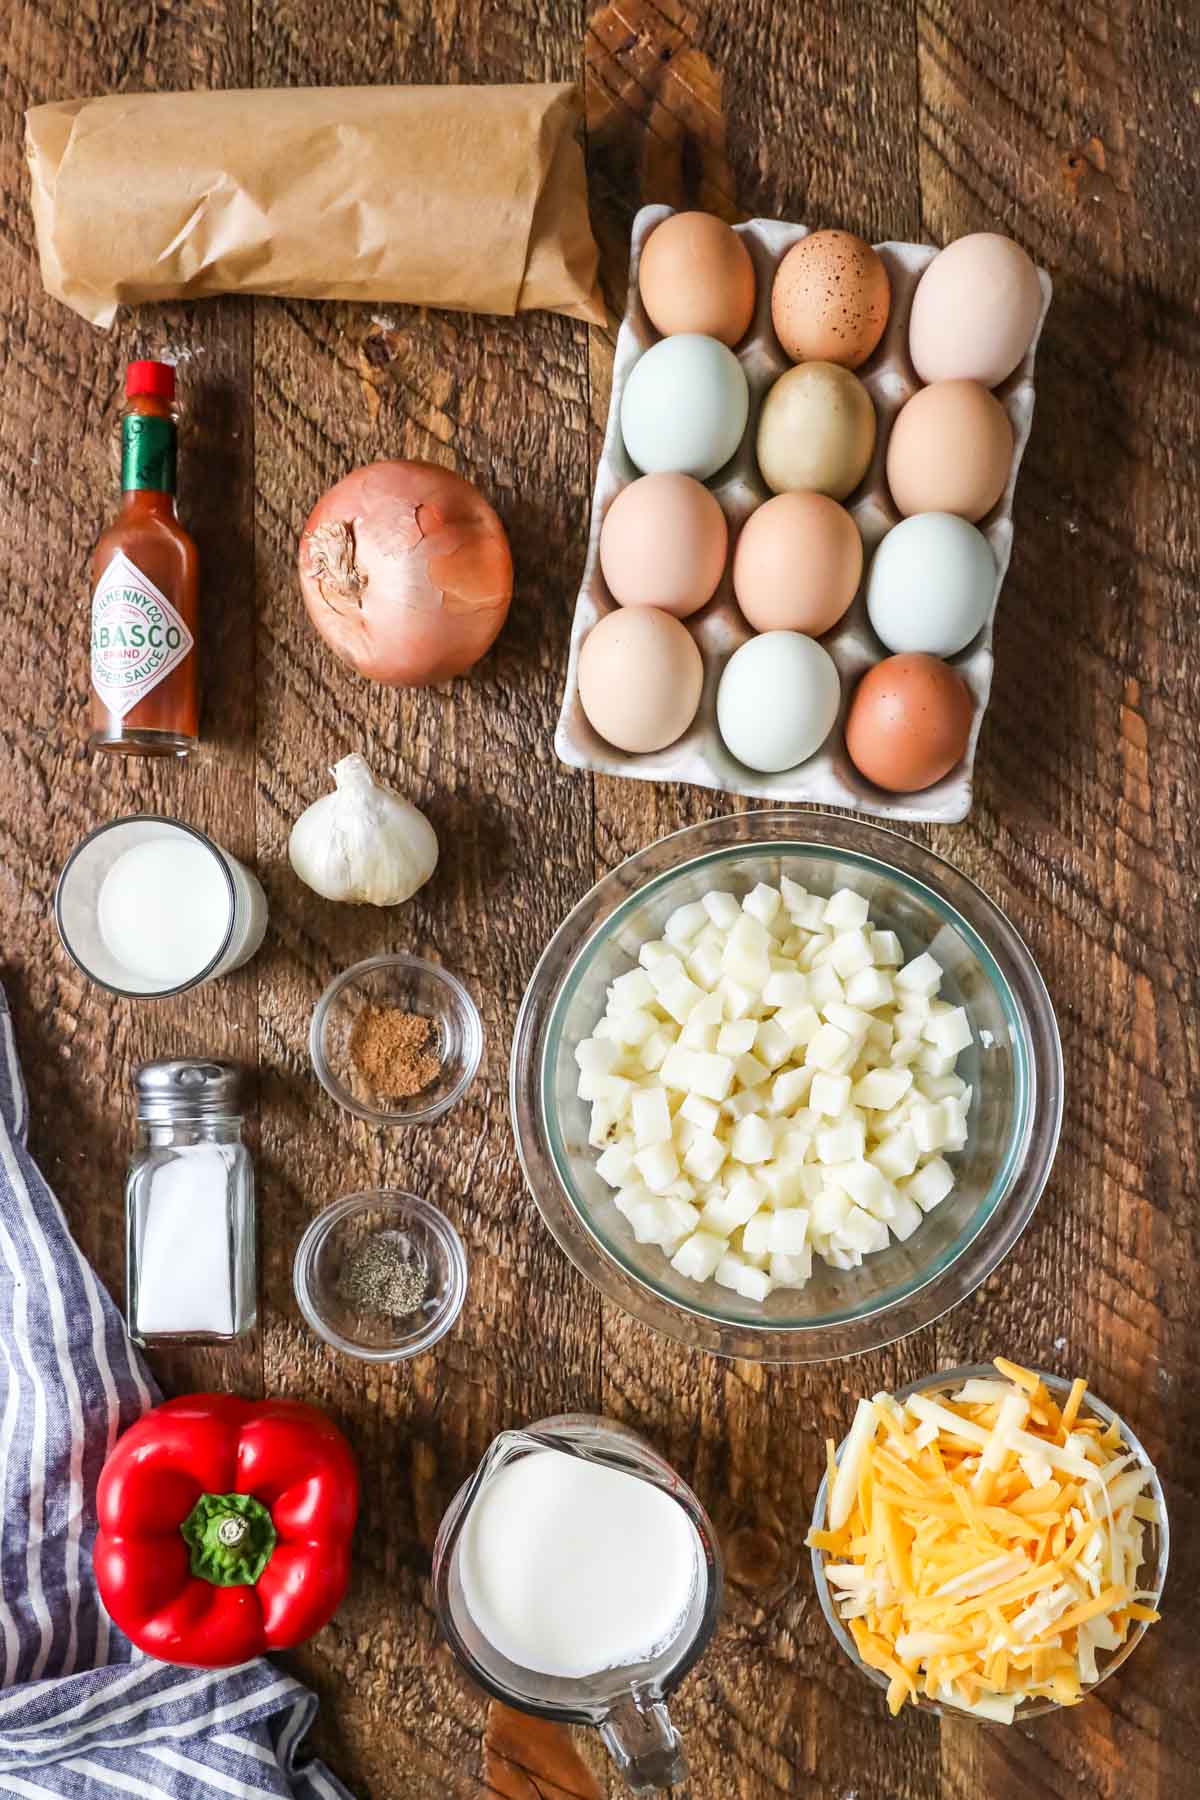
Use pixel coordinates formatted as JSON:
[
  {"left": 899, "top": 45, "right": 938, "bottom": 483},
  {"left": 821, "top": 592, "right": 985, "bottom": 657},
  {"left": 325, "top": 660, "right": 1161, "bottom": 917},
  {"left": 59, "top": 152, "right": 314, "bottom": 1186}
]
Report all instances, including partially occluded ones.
[
  {"left": 731, "top": 1114, "right": 775, "bottom": 1164},
  {"left": 773, "top": 1124, "right": 813, "bottom": 1167},
  {"left": 823, "top": 887, "right": 870, "bottom": 931},
  {"left": 861, "top": 1178, "right": 899, "bottom": 1222},
  {"left": 655, "top": 1195, "right": 701, "bottom": 1245},
  {"left": 684, "top": 1132, "right": 728, "bottom": 1184},
  {"left": 870, "top": 928, "right": 904, "bottom": 966},
  {"left": 681, "top": 1015, "right": 717, "bottom": 1053},
  {"left": 664, "top": 1176, "right": 697, "bottom": 1204},
  {"left": 610, "top": 967, "right": 656, "bottom": 1012},
  {"left": 767, "top": 1208, "right": 811, "bottom": 1254},
  {"left": 917, "top": 1072, "right": 968, "bottom": 1102},
  {"left": 896, "top": 952, "right": 942, "bottom": 999},
  {"left": 647, "top": 953, "right": 687, "bottom": 993},
  {"left": 659, "top": 1046, "right": 735, "bottom": 1101},
  {"left": 702, "top": 890, "right": 742, "bottom": 931},
  {"left": 754, "top": 1019, "right": 793, "bottom": 1070},
  {"left": 763, "top": 1166, "right": 805, "bottom": 1210},
  {"left": 588, "top": 1101, "right": 620, "bottom": 1148},
  {"left": 740, "top": 1212, "right": 773, "bottom": 1259},
  {"left": 635, "top": 1141, "right": 680, "bottom": 1192},
  {"left": 889, "top": 1194, "right": 924, "bottom": 1241},
  {"left": 614, "top": 1181, "right": 654, "bottom": 1220},
  {"left": 779, "top": 874, "right": 809, "bottom": 910},
  {"left": 775, "top": 1004, "right": 821, "bottom": 1053},
  {"left": 763, "top": 969, "right": 809, "bottom": 1010},
  {"left": 829, "top": 929, "right": 873, "bottom": 978},
  {"left": 827, "top": 1159, "right": 887, "bottom": 1212},
  {"left": 811, "top": 1185, "right": 851, "bottom": 1234},
  {"left": 665, "top": 901, "right": 708, "bottom": 948},
  {"left": 632, "top": 1086, "right": 673, "bottom": 1148},
  {"left": 798, "top": 1165, "right": 827, "bottom": 1204},
  {"left": 915, "top": 1045, "right": 958, "bottom": 1078},
  {"left": 717, "top": 1020, "right": 758, "bottom": 1056},
  {"left": 889, "top": 1035, "right": 922, "bottom": 1068},
  {"left": 637, "top": 940, "right": 673, "bottom": 969},
  {"left": 816, "top": 1119, "right": 866, "bottom": 1164},
  {"left": 837, "top": 1206, "right": 890, "bottom": 1255},
  {"left": 905, "top": 1156, "right": 955, "bottom": 1211},
  {"left": 844, "top": 966, "right": 896, "bottom": 1011},
  {"left": 770, "top": 1247, "right": 812, "bottom": 1287},
  {"left": 734, "top": 1052, "right": 771, "bottom": 1090},
  {"left": 852, "top": 1067, "right": 913, "bottom": 1111},
  {"left": 723, "top": 1087, "right": 763, "bottom": 1122},
  {"left": 715, "top": 1250, "right": 749, "bottom": 1290},
  {"left": 719, "top": 976, "right": 758, "bottom": 1022},
  {"left": 670, "top": 1229, "right": 727, "bottom": 1282},
  {"left": 768, "top": 1066, "right": 813, "bottom": 1115},
  {"left": 658, "top": 973, "right": 706, "bottom": 1024},
  {"left": 910, "top": 1100, "right": 949, "bottom": 1155},
  {"left": 595, "top": 1142, "right": 636, "bottom": 1187},
  {"left": 725, "top": 911, "right": 770, "bottom": 961},
  {"left": 575, "top": 1036, "right": 620, "bottom": 1074},
  {"left": 701, "top": 1174, "right": 764, "bottom": 1235},
  {"left": 824, "top": 1242, "right": 863, "bottom": 1270},
  {"left": 640, "top": 1029, "right": 675, "bottom": 1073},
  {"left": 734, "top": 1264, "right": 773, "bottom": 1302},
  {"left": 806, "top": 964, "right": 845, "bottom": 1008},
  {"left": 805, "top": 1022, "right": 854, "bottom": 1073},
  {"left": 680, "top": 1092, "right": 721, "bottom": 1133},
  {"left": 921, "top": 1004, "right": 972, "bottom": 1057},
  {"left": 822, "top": 1000, "right": 873, "bottom": 1042},
  {"left": 743, "top": 882, "right": 782, "bottom": 927},
  {"left": 809, "top": 1071, "right": 852, "bottom": 1117},
  {"left": 685, "top": 940, "right": 725, "bottom": 993},
  {"left": 609, "top": 1007, "right": 659, "bottom": 1048},
  {"left": 868, "top": 1128, "right": 920, "bottom": 1180},
  {"left": 940, "top": 1099, "right": 969, "bottom": 1152}
]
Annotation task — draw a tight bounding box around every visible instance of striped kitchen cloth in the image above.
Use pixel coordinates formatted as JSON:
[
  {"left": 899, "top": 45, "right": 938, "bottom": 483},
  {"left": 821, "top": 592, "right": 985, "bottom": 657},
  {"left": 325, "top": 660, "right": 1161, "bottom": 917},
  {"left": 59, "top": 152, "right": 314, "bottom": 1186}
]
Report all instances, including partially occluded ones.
[{"left": 0, "top": 989, "right": 355, "bottom": 1799}]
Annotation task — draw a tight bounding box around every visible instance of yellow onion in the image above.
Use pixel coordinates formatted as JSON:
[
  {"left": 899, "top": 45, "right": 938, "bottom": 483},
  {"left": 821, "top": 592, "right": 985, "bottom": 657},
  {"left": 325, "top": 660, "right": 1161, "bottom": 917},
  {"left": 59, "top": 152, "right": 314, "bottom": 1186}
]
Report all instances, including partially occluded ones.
[{"left": 298, "top": 460, "right": 513, "bottom": 686}]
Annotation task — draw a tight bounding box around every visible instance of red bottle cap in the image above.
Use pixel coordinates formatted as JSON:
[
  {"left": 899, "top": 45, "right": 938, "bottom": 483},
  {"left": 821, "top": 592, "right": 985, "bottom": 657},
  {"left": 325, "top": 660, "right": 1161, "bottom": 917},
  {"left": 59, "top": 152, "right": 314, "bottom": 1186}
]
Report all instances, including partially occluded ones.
[{"left": 126, "top": 360, "right": 176, "bottom": 401}]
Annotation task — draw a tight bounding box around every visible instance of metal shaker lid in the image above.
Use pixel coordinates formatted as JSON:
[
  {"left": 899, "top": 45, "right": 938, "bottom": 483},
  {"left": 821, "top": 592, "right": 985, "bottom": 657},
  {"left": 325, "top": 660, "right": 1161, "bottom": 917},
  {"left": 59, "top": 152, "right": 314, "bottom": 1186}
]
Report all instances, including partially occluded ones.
[{"left": 134, "top": 1058, "right": 247, "bottom": 1122}]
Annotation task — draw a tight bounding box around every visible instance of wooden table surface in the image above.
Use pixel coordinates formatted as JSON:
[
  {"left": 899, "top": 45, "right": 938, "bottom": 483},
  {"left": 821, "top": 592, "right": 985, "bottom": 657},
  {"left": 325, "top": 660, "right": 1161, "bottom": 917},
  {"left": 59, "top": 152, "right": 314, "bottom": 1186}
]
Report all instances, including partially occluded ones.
[{"left": 3, "top": 1, "right": 1199, "bottom": 1795}]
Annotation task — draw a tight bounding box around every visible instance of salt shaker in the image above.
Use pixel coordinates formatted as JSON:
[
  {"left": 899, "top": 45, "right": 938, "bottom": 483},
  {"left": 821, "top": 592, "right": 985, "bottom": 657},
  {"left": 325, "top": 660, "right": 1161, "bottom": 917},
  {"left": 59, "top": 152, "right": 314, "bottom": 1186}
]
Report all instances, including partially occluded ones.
[{"left": 125, "top": 1059, "right": 256, "bottom": 1346}]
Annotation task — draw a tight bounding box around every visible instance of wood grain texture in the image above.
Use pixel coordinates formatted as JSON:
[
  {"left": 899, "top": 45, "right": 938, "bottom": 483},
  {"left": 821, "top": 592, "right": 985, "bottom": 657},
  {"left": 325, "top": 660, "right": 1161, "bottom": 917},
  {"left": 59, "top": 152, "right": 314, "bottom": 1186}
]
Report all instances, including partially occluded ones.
[{"left": 0, "top": 0, "right": 1196, "bottom": 1795}]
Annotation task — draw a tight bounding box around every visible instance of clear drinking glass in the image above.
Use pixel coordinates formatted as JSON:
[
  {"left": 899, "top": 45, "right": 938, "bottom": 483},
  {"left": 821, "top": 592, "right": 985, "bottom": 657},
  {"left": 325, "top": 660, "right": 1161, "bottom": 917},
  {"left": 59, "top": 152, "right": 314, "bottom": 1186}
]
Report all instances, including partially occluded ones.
[
  {"left": 55, "top": 815, "right": 268, "bottom": 998},
  {"left": 432, "top": 1415, "right": 723, "bottom": 1793}
]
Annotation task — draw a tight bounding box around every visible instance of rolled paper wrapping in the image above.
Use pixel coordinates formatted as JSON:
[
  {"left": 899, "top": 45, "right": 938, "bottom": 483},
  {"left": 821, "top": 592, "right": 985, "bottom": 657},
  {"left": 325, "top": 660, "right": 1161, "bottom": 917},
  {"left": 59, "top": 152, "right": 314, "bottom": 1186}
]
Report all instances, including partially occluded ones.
[{"left": 25, "top": 83, "right": 605, "bottom": 328}]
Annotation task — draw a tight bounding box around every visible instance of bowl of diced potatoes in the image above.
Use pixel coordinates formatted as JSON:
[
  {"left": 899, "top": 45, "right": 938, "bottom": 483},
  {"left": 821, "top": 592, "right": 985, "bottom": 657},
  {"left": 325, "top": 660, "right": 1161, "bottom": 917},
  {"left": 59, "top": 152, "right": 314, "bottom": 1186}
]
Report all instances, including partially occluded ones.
[{"left": 510, "top": 811, "right": 1063, "bottom": 1361}]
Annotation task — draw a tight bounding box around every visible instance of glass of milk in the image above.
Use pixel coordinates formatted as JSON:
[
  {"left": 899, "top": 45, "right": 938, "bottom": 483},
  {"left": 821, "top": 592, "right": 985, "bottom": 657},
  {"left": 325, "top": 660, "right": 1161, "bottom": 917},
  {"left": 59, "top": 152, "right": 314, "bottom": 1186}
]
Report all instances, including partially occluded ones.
[
  {"left": 55, "top": 815, "right": 268, "bottom": 997},
  {"left": 433, "top": 1415, "right": 722, "bottom": 1793}
]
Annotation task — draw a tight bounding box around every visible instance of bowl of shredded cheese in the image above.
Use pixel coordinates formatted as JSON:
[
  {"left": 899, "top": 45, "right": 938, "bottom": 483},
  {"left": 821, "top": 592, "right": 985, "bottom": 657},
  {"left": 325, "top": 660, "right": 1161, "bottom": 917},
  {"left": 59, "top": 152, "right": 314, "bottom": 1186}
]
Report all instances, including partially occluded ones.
[{"left": 807, "top": 1357, "right": 1167, "bottom": 1721}]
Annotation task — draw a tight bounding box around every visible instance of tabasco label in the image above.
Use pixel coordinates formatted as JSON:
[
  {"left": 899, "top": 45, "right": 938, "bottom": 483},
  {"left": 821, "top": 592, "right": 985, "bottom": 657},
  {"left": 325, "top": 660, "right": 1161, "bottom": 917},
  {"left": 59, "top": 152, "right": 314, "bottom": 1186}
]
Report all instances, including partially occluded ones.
[{"left": 90, "top": 549, "right": 195, "bottom": 719}]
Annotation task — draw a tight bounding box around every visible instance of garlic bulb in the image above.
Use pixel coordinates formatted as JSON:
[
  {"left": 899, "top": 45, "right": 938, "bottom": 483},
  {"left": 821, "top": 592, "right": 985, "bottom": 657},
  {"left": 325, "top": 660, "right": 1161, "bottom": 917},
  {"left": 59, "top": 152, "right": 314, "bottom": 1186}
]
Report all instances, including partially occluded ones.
[{"left": 288, "top": 754, "right": 437, "bottom": 906}]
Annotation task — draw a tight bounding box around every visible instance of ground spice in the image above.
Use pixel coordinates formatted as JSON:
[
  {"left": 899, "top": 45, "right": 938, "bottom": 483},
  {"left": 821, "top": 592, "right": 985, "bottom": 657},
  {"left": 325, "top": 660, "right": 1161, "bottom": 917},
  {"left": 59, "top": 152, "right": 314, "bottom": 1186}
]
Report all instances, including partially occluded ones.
[
  {"left": 348, "top": 1005, "right": 441, "bottom": 1099},
  {"left": 337, "top": 1233, "right": 429, "bottom": 1319}
]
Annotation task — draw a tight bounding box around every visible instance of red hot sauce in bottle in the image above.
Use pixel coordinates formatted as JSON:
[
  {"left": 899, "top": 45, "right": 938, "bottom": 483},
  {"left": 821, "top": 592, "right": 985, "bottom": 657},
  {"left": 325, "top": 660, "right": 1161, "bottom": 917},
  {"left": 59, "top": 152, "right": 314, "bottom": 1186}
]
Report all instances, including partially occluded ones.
[{"left": 89, "top": 361, "right": 199, "bottom": 757}]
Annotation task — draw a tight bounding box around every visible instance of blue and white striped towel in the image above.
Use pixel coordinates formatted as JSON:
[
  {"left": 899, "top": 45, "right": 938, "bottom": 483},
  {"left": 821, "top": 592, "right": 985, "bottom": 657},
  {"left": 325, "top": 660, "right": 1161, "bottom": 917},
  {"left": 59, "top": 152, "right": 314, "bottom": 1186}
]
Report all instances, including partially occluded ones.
[{"left": 0, "top": 989, "right": 355, "bottom": 1799}]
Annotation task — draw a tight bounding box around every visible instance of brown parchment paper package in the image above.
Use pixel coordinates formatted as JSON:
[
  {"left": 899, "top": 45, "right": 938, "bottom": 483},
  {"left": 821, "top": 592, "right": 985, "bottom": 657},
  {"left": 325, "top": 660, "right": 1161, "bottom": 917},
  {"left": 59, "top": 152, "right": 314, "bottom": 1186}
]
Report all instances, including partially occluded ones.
[{"left": 25, "top": 84, "right": 604, "bottom": 328}]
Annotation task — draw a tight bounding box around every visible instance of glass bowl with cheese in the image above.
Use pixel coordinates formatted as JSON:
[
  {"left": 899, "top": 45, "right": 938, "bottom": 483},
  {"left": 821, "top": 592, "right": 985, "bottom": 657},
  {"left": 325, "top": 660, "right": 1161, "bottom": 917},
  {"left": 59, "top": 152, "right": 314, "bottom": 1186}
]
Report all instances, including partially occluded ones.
[
  {"left": 511, "top": 811, "right": 1063, "bottom": 1361},
  {"left": 807, "top": 1360, "right": 1168, "bottom": 1720}
]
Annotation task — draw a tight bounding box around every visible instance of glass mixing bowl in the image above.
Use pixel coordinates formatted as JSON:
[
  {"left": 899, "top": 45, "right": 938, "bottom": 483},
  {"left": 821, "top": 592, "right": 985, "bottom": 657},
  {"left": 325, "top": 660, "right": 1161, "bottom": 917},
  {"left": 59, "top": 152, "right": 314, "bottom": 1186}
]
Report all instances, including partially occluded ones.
[
  {"left": 809, "top": 1366, "right": 1169, "bottom": 1719},
  {"left": 510, "top": 812, "right": 1063, "bottom": 1362}
]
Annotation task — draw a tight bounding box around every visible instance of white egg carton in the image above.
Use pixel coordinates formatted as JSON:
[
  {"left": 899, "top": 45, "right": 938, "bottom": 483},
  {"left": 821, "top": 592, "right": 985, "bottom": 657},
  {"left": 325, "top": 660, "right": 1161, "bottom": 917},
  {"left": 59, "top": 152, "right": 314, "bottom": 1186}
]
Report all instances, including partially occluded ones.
[{"left": 556, "top": 206, "right": 1052, "bottom": 823}]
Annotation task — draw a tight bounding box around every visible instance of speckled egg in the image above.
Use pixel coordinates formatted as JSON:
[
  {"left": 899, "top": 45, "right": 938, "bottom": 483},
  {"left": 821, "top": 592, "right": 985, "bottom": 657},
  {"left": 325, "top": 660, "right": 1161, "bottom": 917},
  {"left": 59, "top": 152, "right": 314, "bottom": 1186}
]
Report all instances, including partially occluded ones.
[
  {"left": 771, "top": 230, "right": 891, "bottom": 369},
  {"left": 845, "top": 653, "right": 974, "bottom": 792}
]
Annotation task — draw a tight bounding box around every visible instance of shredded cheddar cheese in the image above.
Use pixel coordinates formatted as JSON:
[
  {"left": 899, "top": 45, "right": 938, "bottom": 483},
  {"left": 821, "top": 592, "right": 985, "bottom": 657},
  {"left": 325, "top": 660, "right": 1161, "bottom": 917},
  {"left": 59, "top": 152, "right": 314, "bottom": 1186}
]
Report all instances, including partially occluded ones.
[{"left": 807, "top": 1358, "right": 1164, "bottom": 1723}]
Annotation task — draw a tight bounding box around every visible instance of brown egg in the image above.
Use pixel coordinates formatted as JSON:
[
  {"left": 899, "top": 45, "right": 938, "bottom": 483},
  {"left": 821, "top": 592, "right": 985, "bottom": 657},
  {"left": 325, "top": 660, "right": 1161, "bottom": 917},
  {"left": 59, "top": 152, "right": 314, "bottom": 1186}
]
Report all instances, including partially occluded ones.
[
  {"left": 771, "top": 230, "right": 891, "bottom": 368},
  {"left": 733, "top": 493, "right": 863, "bottom": 635},
  {"left": 886, "top": 380, "right": 1013, "bottom": 522},
  {"left": 577, "top": 606, "right": 704, "bottom": 754},
  {"left": 599, "top": 474, "right": 728, "bottom": 618},
  {"left": 638, "top": 212, "right": 757, "bottom": 347},
  {"left": 845, "top": 653, "right": 974, "bottom": 792},
  {"left": 756, "top": 363, "right": 876, "bottom": 500}
]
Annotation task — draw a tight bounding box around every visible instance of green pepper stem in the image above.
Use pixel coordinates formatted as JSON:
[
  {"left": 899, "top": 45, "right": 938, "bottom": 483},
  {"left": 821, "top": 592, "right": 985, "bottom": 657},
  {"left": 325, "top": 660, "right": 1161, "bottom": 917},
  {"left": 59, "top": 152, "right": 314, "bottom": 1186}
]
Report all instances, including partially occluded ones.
[{"left": 180, "top": 1491, "right": 276, "bottom": 1587}]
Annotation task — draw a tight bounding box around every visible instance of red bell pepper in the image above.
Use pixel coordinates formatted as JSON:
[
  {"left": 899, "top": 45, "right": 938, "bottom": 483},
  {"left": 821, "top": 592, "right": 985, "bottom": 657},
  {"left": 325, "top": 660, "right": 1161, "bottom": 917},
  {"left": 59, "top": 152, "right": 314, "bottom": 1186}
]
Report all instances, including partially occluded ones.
[{"left": 95, "top": 1393, "right": 358, "bottom": 1667}]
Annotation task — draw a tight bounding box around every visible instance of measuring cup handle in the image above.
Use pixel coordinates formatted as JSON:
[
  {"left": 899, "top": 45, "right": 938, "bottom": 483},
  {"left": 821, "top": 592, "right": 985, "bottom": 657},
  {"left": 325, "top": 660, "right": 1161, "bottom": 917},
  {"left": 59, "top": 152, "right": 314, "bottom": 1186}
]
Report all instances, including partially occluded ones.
[{"left": 599, "top": 1692, "right": 688, "bottom": 1792}]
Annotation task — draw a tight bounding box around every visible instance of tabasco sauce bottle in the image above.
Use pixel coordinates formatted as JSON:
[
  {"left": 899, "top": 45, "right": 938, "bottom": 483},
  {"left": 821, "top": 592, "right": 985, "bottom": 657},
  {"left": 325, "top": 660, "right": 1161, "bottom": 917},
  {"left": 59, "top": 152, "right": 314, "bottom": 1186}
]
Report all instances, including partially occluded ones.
[{"left": 89, "top": 361, "right": 199, "bottom": 757}]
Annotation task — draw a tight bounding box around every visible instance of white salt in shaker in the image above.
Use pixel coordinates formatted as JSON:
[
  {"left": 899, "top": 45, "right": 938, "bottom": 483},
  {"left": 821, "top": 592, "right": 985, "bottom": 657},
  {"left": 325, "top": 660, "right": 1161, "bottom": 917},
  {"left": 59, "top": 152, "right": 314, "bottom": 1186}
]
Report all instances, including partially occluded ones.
[{"left": 125, "top": 1059, "right": 256, "bottom": 1346}]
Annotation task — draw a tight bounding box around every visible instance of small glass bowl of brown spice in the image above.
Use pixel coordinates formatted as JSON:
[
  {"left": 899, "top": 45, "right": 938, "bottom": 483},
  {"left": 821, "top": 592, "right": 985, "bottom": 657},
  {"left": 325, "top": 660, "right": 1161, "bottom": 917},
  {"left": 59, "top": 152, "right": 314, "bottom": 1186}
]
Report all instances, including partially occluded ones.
[
  {"left": 310, "top": 953, "right": 483, "bottom": 1126},
  {"left": 293, "top": 1189, "right": 468, "bottom": 1360}
]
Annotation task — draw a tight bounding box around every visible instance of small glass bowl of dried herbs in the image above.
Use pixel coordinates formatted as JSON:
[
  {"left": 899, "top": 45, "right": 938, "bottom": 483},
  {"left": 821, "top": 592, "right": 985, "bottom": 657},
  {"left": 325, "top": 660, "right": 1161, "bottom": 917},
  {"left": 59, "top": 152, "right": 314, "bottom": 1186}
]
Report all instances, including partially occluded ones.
[
  {"left": 293, "top": 1190, "right": 468, "bottom": 1361},
  {"left": 310, "top": 954, "right": 484, "bottom": 1127}
]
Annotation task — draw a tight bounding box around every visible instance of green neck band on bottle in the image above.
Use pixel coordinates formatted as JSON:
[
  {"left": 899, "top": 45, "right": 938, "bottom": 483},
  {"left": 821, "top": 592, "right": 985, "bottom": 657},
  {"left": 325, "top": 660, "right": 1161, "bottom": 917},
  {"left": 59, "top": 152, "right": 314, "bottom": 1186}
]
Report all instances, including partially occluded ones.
[{"left": 122, "top": 413, "right": 176, "bottom": 494}]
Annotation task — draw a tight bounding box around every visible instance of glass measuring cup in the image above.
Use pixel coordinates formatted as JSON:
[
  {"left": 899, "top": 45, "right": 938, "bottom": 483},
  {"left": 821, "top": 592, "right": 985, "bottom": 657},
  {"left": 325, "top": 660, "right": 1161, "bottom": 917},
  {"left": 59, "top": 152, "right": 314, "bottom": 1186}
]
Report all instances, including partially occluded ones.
[{"left": 432, "top": 1414, "right": 722, "bottom": 1793}]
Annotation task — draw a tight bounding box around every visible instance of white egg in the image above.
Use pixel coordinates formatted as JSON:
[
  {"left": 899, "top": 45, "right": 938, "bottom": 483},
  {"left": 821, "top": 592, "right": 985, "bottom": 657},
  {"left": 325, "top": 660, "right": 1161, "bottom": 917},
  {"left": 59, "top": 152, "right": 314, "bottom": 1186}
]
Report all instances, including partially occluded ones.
[
  {"left": 620, "top": 334, "right": 750, "bottom": 480},
  {"left": 866, "top": 513, "right": 996, "bottom": 657},
  {"left": 716, "top": 631, "right": 841, "bottom": 772}
]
